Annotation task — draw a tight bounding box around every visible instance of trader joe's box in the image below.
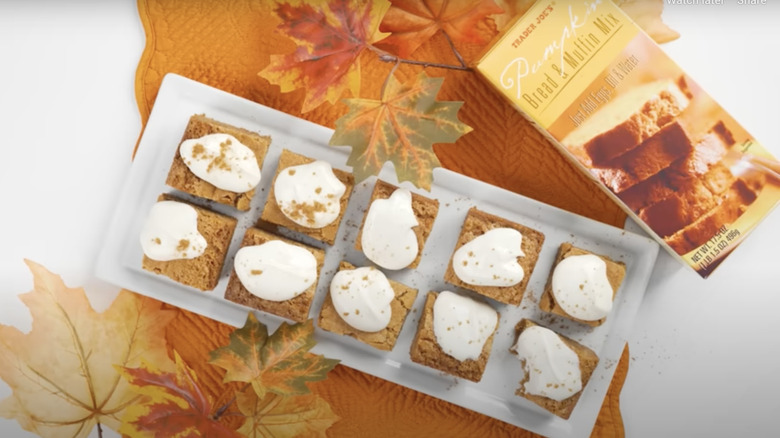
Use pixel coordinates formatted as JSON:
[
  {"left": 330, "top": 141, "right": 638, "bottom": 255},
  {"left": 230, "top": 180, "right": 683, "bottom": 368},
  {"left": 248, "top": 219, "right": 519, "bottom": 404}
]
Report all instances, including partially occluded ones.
[{"left": 475, "top": 0, "right": 779, "bottom": 278}]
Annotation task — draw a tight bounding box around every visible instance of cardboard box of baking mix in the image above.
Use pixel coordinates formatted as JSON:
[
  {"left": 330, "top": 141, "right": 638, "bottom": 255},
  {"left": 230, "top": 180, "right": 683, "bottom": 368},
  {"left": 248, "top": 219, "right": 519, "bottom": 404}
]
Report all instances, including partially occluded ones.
[{"left": 475, "top": 0, "right": 779, "bottom": 278}]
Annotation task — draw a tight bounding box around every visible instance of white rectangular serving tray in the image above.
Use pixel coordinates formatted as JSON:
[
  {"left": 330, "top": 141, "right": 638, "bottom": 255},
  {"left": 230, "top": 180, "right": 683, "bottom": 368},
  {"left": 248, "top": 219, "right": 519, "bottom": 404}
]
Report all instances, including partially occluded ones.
[{"left": 95, "top": 73, "right": 659, "bottom": 438}]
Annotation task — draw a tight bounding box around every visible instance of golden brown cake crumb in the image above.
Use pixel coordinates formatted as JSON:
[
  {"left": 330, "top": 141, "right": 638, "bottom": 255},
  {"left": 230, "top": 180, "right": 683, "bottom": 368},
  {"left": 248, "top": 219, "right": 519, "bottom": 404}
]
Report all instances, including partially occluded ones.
[
  {"left": 142, "top": 194, "right": 237, "bottom": 291},
  {"left": 444, "top": 207, "right": 544, "bottom": 306},
  {"left": 224, "top": 227, "right": 325, "bottom": 322},
  {"left": 260, "top": 149, "right": 354, "bottom": 245},
  {"left": 318, "top": 261, "right": 418, "bottom": 351},
  {"left": 166, "top": 114, "right": 271, "bottom": 211}
]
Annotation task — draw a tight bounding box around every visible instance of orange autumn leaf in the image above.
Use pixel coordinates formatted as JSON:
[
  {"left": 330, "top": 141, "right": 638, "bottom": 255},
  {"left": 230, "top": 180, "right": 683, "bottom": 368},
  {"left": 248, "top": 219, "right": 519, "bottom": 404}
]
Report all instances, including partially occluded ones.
[
  {"left": 209, "top": 315, "right": 340, "bottom": 399},
  {"left": 119, "top": 351, "right": 241, "bottom": 438},
  {"left": 259, "top": 0, "right": 391, "bottom": 113},
  {"left": 329, "top": 71, "right": 473, "bottom": 189},
  {"left": 236, "top": 388, "right": 338, "bottom": 438},
  {"left": 491, "top": 0, "right": 536, "bottom": 30},
  {"left": 376, "top": 0, "right": 504, "bottom": 57},
  {"left": 0, "top": 260, "right": 175, "bottom": 438}
]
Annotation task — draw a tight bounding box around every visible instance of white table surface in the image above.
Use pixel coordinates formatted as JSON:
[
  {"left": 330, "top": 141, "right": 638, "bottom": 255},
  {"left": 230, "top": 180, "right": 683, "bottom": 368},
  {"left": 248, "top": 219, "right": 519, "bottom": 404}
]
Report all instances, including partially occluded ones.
[{"left": 1, "top": 2, "right": 778, "bottom": 437}]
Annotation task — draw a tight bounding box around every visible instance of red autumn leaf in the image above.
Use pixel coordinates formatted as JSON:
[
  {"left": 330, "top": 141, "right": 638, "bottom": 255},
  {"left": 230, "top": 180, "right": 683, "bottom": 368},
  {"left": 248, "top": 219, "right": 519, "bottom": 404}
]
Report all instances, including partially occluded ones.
[
  {"left": 119, "top": 351, "right": 241, "bottom": 438},
  {"left": 329, "top": 72, "right": 473, "bottom": 190},
  {"left": 376, "top": 0, "right": 504, "bottom": 57},
  {"left": 259, "top": 0, "right": 391, "bottom": 113}
]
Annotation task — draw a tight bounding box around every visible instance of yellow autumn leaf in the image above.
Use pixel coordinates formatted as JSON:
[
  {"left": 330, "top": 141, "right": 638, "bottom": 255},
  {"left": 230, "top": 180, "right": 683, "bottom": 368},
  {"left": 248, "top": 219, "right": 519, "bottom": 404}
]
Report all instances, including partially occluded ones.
[
  {"left": 236, "top": 387, "right": 339, "bottom": 438},
  {"left": 0, "top": 260, "right": 175, "bottom": 438}
]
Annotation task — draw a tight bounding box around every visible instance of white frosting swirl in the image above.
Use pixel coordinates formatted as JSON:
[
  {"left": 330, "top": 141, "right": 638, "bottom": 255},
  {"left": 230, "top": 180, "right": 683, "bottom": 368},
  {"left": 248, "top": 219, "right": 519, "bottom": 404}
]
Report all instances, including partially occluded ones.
[
  {"left": 234, "top": 241, "right": 318, "bottom": 302},
  {"left": 140, "top": 201, "right": 207, "bottom": 261},
  {"left": 179, "top": 133, "right": 261, "bottom": 192},
  {"left": 452, "top": 228, "right": 525, "bottom": 286},
  {"left": 274, "top": 160, "right": 346, "bottom": 228},
  {"left": 330, "top": 267, "right": 394, "bottom": 332},
  {"left": 361, "top": 188, "right": 419, "bottom": 270},
  {"left": 432, "top": 291, "right": 498, "bottom": 361},
  {"left": 552, "top": 254, "right": 613, "bottom": 321},
  {"left": 513, "top": 325, "right": 582, "bottom": 402}
]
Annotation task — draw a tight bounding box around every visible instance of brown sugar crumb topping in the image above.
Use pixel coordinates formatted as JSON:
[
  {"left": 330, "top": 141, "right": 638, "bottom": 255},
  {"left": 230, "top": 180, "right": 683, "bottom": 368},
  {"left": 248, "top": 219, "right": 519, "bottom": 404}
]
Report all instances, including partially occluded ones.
[
  {"left": 176, "top": 239, "right": 190, "bottom": 251},
  {"left": 288, "top": 169, "right": 296, "bottom": 176},
  {"left": 282, "top": 200, "right": 327, "bottom": 227},
  {"left": 191, "top": 143, "right": 205, "bottom": 158},
  {"left": 153, "top": 237, "right": 161, "bottom": 245},
  {"left": 315, "top": 187, "right": 322, "bottom": 194},
  {"left": 205, "top": 139, "right": 233, "bottom": 173},
  {"left": 251, "top": 269, "right": 263, "bottom": 276}
]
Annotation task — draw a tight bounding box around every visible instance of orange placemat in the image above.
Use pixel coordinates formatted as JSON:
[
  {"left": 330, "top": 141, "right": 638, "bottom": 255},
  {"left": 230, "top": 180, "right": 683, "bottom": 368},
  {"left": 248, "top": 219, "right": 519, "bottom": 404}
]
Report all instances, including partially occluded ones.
[{"left": 134, "top": 1, "right": 629, "bottom": 436}]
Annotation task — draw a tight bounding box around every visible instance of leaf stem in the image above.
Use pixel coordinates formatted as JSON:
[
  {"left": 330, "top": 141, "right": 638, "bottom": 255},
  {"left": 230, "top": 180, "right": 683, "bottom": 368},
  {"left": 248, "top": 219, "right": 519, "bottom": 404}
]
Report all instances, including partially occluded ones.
[
  {"left": 370, "top": 45, "right": 470, "bottom": 71},
  {"left": 440, "top": 30, "right": 468, "bottom": 68},
  {"left": 212, "top": 382, "right": 252, "bottom": 421},
  {"left": 97, "top": 422, "right": 103, "bottom": 438},
  {"left": 381, "top": 59, "right": 401, "bottom": 99}
]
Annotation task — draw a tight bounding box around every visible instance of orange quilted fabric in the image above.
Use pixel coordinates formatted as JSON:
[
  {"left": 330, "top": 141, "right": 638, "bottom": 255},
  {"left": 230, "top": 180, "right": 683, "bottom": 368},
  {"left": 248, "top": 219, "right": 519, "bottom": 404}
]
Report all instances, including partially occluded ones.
[{"left": 134, "top": 1, "right": 629, "bottom": 436}]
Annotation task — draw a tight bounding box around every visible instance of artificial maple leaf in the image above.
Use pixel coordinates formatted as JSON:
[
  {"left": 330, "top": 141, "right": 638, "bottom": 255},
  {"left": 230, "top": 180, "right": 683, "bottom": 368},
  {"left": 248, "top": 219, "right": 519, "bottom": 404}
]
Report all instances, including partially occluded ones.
[
  {"left": 491, "top": 0, "right": 535, "bottom": 31},
  {"left": 376, "top": 0, "right": 504, "bottom": 58},
  {"left": 209, "top": 314, "right": 339, "bottom": 399},
  {"left": 0, "top": 260, "right": 175, "bottom": 438},
  {"left": 236, "top": 387, "right": 338, "bottom": 438},
  {"left": 329, "top": 71, "right": 472, "bottom": 189},
  {"left": 119, "top": 350, "right": 241, "bottom": 438},
  {"left": 259, "top": 0, "right": 391, "bottom": 113}
]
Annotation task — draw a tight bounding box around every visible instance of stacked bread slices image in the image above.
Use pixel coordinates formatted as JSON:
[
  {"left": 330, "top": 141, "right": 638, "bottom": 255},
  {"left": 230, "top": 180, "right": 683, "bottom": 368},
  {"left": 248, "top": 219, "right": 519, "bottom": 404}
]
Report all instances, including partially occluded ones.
[{"left": 563, "top": 77, "right": 766, "bottom": 255}]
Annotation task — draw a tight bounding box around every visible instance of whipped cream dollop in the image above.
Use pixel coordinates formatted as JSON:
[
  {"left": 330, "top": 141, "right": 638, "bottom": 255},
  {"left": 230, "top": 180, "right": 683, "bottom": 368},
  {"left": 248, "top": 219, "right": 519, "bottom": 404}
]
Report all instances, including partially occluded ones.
[
  {"left": 274, "top": 161, "right": 346, "bottom": 228},
  {"left": 330, "top": 267, "right": 394, "bottom": 332},
  {"left": 361, "top": 188, "right": 419, "bottom": 270},
  {"left": 552, "top": 254, "right": 613, "bottom": 321},
  {"left": 513, "top": 325, "right": 582, "bottom": 402},
  {"left": 234, "top": 240, "right": 318, "bottom": 302},
  {"left": 432, "top": 291, "right": 498, "bottom": 361},
  {"left": 140, "top": 201, "right": 207, "bottom": 261},
  {"left": 452, "top": 228, "right": 525, "bottom": 287},
  {"left": 179, "top": 133, "right": 261, "bottom": 192}
]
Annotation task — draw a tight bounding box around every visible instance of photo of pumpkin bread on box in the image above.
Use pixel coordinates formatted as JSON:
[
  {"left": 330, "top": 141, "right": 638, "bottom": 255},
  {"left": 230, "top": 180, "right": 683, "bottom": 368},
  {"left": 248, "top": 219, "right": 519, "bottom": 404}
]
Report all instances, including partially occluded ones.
[
  {"left": 260, "top": 149, "right": 354, "bottom": 245},
  {"left": 444, "top": 207, "right": 544, "bottom": 306},
  {"left": 166, "top": 114, "right": 271, "bottom": 211},
  {"left": 562, "top": 76, "right": 766, "bottom": 255}
]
